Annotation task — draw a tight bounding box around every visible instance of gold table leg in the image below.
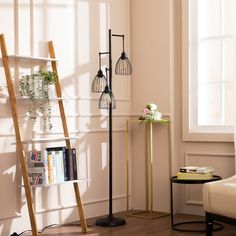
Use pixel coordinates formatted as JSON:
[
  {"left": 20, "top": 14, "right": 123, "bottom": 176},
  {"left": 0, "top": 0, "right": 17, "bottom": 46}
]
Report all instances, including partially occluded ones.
[{"left": 126, "top": 120, "right": 171, "bottom": 219}]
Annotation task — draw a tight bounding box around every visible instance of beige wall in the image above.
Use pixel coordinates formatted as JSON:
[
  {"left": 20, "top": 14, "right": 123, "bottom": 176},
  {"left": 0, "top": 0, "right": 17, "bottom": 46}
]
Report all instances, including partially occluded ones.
[
  {"left": 130, "top": 0, "right": 171, "bottom": 213},
  {"left": 130, "top": 0, "right": 235, "bottom": 217},
  {"left": 0, "top": 1, "right": 131, "bottom": 235}
]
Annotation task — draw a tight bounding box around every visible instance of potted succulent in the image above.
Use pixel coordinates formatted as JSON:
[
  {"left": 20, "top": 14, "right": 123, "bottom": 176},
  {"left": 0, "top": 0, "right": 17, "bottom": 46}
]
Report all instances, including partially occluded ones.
[{"left": 19, "top": 68, "right": 56, "bottom": 130}]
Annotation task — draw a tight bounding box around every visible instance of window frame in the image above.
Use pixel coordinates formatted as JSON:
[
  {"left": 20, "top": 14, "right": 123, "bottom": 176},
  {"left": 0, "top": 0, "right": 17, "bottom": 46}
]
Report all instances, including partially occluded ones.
[{"left": 182, "top": 0, "right": 234, "bottom": 142}]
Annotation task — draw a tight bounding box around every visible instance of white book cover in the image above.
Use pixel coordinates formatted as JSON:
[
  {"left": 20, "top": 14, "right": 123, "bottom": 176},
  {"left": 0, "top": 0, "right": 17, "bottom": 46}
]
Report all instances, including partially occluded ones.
[{"left": 180, "top": 166, "right": 214, "bottom": 174}]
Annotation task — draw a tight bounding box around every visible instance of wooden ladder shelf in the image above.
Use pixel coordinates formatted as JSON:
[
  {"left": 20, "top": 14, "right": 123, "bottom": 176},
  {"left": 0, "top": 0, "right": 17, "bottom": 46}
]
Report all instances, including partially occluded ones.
[{"left": 0, "top": 34, "right": 87, "bottom": 236}]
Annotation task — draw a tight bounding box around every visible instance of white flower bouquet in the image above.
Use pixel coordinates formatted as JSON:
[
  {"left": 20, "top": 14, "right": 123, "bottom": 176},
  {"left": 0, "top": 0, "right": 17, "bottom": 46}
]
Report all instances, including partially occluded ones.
[{"left": 139, "top": 103, "right": 162, "bottom": 122}]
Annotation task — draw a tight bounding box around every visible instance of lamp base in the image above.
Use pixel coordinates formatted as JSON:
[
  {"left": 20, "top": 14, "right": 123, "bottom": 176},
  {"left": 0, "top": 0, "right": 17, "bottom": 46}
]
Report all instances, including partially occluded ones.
[{"left": 95, "top": 214, "right": 126, "bottom": 227}]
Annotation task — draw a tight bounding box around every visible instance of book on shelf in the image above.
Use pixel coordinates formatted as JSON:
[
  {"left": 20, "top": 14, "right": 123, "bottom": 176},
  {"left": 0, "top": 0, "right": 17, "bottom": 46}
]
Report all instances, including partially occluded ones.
[
  {"left": 46, "top": 146, "right": 77, "bottom": 181},
  {"left": 46, "top": 146, "right": 66, "bottom": 183},
  {"left": 177, "top": 171, "right": 213, "bottom": 180},
  {"left": 28, "top": 167, "right": 48, "bottom": 185},
  {"left": 26, "top": 150, "right": 48, "bottom": 185},
  {"left": 26, "top": 147, "right": 78, "bottom": 186},
  {"left": 65, "top": 148, "right": 78, "bottom": 180},
  {"left": 180, "top": 166, "right": 214, "bottom": 174}
]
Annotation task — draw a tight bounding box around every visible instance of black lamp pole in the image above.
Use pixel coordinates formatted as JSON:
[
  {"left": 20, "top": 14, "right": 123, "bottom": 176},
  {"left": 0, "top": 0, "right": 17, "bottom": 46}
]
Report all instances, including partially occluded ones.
[
  {"left": 92, "top": 29, "right": 131, "bottom": 227},
  {"left": 95, "top": 29, "right": 125, "bottom": 227},
  {"left": 108, "top": 29, "right": 114, "bottom": 219}
]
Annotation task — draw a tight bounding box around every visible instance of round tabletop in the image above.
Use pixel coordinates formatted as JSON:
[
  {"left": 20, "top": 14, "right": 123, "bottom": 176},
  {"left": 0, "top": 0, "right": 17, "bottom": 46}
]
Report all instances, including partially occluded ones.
[{"left": 170, "top": 175, "right": 222, "bottom": 184}]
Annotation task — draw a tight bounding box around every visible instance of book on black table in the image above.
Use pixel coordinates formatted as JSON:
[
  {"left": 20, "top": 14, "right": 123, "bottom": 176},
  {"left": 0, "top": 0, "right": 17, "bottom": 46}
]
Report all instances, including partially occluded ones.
[{"left": 180, "top": 166, "right": 214, "bottom": 174}]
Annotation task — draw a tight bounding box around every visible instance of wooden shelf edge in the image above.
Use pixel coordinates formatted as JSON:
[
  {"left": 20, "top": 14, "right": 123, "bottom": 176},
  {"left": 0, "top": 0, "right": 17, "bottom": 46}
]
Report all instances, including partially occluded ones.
[
  {"left": 11, "top": 136, "right": 80, "bottom": 145},
  {"left": 8, "top": 55, "right": 58, "bottom": 62},
  {"left": 20, "top": 178, "right": 91, "bottom": 188},
  {"left": 128, "top": 119, "right": 170, "bottom": 124},
  {"left": 15, "top": 96, "right": 81, "bottom": 101}
]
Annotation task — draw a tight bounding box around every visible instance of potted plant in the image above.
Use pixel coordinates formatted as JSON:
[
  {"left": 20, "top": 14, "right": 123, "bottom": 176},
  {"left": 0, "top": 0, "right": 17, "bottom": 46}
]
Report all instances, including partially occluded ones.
[{"left": 19, "top": 68, "right": 56, "bottom": 130}]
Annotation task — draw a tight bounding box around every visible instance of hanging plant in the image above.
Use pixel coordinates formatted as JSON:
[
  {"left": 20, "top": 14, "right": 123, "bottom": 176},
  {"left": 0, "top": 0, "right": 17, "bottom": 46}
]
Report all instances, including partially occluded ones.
[{"left": 19, "top": 69, "right": 56, "bottom": 131}]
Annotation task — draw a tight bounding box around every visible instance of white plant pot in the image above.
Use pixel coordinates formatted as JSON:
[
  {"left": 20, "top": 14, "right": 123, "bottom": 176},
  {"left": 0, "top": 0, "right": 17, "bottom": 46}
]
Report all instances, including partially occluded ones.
[{"left": 48, "top": 84, "right": 57, "bottom": 99}]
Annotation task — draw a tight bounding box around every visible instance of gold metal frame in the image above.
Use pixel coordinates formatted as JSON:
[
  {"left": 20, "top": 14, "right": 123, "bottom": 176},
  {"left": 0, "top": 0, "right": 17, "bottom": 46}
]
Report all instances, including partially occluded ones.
[{"left": 125, "top": 119, "right": 172, "bottom": 219}]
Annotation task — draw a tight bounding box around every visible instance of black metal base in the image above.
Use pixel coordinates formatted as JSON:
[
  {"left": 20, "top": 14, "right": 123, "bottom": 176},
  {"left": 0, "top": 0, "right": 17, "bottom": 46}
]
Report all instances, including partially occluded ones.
[
  {"left": 173, "top": 220, "right": 223, "bottom": 232},
  {"left": 95, "top": 214, "right": 126, "bottom": 227}
]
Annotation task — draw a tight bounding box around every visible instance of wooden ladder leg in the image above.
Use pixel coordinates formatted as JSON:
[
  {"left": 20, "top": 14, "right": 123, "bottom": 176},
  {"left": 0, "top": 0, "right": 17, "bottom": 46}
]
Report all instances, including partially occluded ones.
[
  {"left": 24, "top": 185, "right": 38, "bottom": 236},
  {"left": 48, "top": 40, "right": 88, "bottom": 233},
  {"left": 0, "top": 34, "right": 38, "bottom": 236},
  {"left": 74, "top": 183, "right": 88, "bottom": 233}
]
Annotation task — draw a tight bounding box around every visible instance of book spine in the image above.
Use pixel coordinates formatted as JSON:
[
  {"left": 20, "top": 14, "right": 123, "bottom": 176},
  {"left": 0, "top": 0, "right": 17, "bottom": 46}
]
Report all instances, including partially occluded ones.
[
  {"left": 72, "top": 148, "right": 77, "bottom": 180},
  {"left": 47, "top": 153, "right": 54, "bottom": 184},
  {"left": 54, "top": 150, "right": 65, "bottom": 183},
  {"left": 62, "top": 148, "right": 69, "bottom": 181},
  {"left": 42, "top": 150, "right": 49, "bottom": 185},
  {"left": 65, "top": 148, "right": 74, "bottom": 180}
]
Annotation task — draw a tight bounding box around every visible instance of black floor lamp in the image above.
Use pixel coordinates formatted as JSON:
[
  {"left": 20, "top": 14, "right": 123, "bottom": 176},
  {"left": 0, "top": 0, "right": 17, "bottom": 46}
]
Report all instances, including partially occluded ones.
[{"left": 91, "top": 29, "right": 132, "bottom": 227}]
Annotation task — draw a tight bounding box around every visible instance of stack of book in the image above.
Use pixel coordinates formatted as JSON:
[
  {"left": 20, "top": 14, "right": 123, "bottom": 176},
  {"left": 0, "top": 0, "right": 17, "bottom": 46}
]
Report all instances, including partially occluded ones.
[
  {"left": 176, "top": 166, "right": 214, "bottom": 180},
  {"left": 26, "top": 147, "right": 78, "bottom": 186}
]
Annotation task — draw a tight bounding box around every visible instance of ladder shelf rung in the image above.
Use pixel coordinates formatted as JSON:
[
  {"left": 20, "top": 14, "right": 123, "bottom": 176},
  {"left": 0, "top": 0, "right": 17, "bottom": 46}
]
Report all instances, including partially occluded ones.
[
  {"left": 7, "top": 55, "right": 58, "bottom": 62},
  {"left": 11, "top": 136, "right": 80, "bottom": 145},
  {"left": 20, "top": 178, "right": 91, "bottom": 188}
]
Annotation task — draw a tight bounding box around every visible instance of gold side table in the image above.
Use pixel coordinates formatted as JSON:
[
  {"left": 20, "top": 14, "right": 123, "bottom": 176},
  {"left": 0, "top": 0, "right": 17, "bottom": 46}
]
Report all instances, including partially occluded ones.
[{"left": 125, "top": 119, "right": 172, "bottom": 219}]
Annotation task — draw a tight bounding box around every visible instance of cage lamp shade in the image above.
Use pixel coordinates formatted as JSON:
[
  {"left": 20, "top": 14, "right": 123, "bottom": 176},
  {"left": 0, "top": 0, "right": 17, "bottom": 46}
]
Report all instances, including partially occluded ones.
[
  {"left": 115, "top": 52, "right": 132, "bottom": 75},
  {"left": 92, "top": 69, "right": 107, "bottom": 92},
  {"left": 99, "top": 85, "right": 116, "bottom": 109}
]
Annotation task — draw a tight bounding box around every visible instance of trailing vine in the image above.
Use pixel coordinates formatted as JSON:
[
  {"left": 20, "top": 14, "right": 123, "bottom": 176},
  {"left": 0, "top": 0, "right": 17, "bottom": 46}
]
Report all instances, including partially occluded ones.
[{"left": 19, "top": 69, "right": 56, "bottom": 131}]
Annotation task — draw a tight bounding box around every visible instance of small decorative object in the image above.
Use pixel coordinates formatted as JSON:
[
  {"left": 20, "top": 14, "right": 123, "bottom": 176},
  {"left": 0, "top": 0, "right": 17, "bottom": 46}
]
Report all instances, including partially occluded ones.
[
  {"left": 19, "top": 68, "right": 56, "bottom": 130},
  {"left": 139, "top": 103, "right": 162, "bottom": 123}
]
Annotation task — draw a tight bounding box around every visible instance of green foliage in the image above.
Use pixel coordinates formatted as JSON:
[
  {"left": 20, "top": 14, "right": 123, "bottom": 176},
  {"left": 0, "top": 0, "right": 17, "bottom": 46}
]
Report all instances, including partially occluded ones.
[{"left": 19, "top": 69, "right": 56, "bottom": 131}]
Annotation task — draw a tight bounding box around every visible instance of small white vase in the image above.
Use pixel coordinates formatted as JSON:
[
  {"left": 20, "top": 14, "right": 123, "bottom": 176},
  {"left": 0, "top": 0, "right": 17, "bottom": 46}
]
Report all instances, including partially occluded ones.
[{"left": 48, "top": 84, "right": 57, "bottom": 99}]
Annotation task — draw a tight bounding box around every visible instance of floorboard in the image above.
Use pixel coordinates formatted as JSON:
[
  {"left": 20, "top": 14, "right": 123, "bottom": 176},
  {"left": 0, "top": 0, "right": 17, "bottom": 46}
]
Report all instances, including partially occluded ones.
[{"left": 24, "top": 213, "right": 236, "bottom": 236}]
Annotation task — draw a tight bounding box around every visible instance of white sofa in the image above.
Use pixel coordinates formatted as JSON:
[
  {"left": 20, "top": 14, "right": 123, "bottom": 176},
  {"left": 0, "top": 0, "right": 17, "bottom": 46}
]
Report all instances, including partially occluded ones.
[{"left": 203, "top": 175, "right": 236, "bottom": 236}]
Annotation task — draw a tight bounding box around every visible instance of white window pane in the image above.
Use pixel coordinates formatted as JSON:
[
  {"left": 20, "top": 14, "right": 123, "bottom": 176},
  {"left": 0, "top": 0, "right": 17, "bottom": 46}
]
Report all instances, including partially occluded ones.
[
  {"left": 198, "top": 84, "right": 222, "bottom": 125},
  {"left": 198, "top": 41, "right": 222, "bottom": 84},
  {"left": 187, "top": 0, "right": 236, "bottom": 134},
  {"left": 223, "top": 82, "right": 234, "bottom": 125},
  {"left": 222, "top": 0, "right": 236, "bottom": 35},
  {"left": 223, "top": 39, "right": 235, "bottom": 82},
  {"left": 198, "top": 0, "right": 221, "bottom": 38}
]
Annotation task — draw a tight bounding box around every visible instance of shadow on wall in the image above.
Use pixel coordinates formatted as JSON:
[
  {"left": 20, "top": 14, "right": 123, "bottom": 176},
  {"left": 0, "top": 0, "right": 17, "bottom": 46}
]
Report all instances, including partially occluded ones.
[
  {"left": 0, "top": 0, "right": 128, "bottom": 235},
  {"left": 0, "top": 151, "right": 22, "bottom": 235}
]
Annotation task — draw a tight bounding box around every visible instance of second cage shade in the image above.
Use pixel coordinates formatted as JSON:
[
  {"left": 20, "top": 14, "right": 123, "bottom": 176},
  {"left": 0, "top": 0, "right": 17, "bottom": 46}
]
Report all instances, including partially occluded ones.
[
  {"left": 115, "top": 52, "right": 132, "bottom": 75},
  {"left": 92, "top": 69, "right": 107, "bottom": 92},
  {"left": 99, "top": 85, "right": 116, "bottom": 109}
]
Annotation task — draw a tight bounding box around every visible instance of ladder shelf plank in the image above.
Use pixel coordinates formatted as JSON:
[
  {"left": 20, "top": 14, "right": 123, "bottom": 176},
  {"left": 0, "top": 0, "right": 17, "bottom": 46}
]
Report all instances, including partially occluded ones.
[
  {"left": 8, "top": 54, "right": 58, "bottom": 62},
  {"left": 11, "top": 136, "right": 80, "bottom": 145},
  {"left": 20, "top": 178, "right": 91, "bottom": 188}
]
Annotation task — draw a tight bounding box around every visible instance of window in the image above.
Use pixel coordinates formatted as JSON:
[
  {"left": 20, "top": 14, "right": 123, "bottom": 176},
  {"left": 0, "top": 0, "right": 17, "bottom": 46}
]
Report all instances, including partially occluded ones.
[{"left": 182, "top": 0, "right": 236, "bottom": 141}]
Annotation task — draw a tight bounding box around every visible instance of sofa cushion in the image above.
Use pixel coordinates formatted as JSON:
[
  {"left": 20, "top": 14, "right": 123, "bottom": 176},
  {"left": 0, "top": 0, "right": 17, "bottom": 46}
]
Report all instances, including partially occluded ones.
[{"left": 203, "top": 175, "right": 236, "bottom": 219}]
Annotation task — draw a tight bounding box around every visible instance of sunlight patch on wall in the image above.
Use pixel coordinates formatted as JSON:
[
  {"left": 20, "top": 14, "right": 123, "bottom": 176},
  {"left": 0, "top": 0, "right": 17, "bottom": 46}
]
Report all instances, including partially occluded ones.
[
  {"left": 78, "top": 72, "right": 91, "bottom": 98},
  {"left": 0, "top": 0, "right": 14, "bottom": 53},
  {"left": 78, "top": 1, "right": 90, "bottom": 65},
  {"left": 18, "top": 0, "right": 30, "bottom": 55},
  {"left": 3, "top": 165, "right": 16, "bottom": 181},
  {"left": 100, "top": 116, "right": 108, "bottom": 129},
  {"left": 99, "top": 2, "right": 108, "bottom": 52},
  {"left": 101, "top": 142, "right": 108, "bottom": 170}
]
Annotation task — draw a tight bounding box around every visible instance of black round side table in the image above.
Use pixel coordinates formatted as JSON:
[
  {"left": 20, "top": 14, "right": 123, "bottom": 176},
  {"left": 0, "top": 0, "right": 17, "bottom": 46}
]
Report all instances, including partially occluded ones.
[{"left": 170, "top": 175, "right": 223, "bottom": 232}]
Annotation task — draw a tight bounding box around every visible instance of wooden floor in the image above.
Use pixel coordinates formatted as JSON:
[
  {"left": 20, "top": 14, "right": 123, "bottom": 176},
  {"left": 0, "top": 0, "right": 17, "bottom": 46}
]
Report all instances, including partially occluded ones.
[{"left": 25, "top": 213, "right": 236, "bottom": 236}]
